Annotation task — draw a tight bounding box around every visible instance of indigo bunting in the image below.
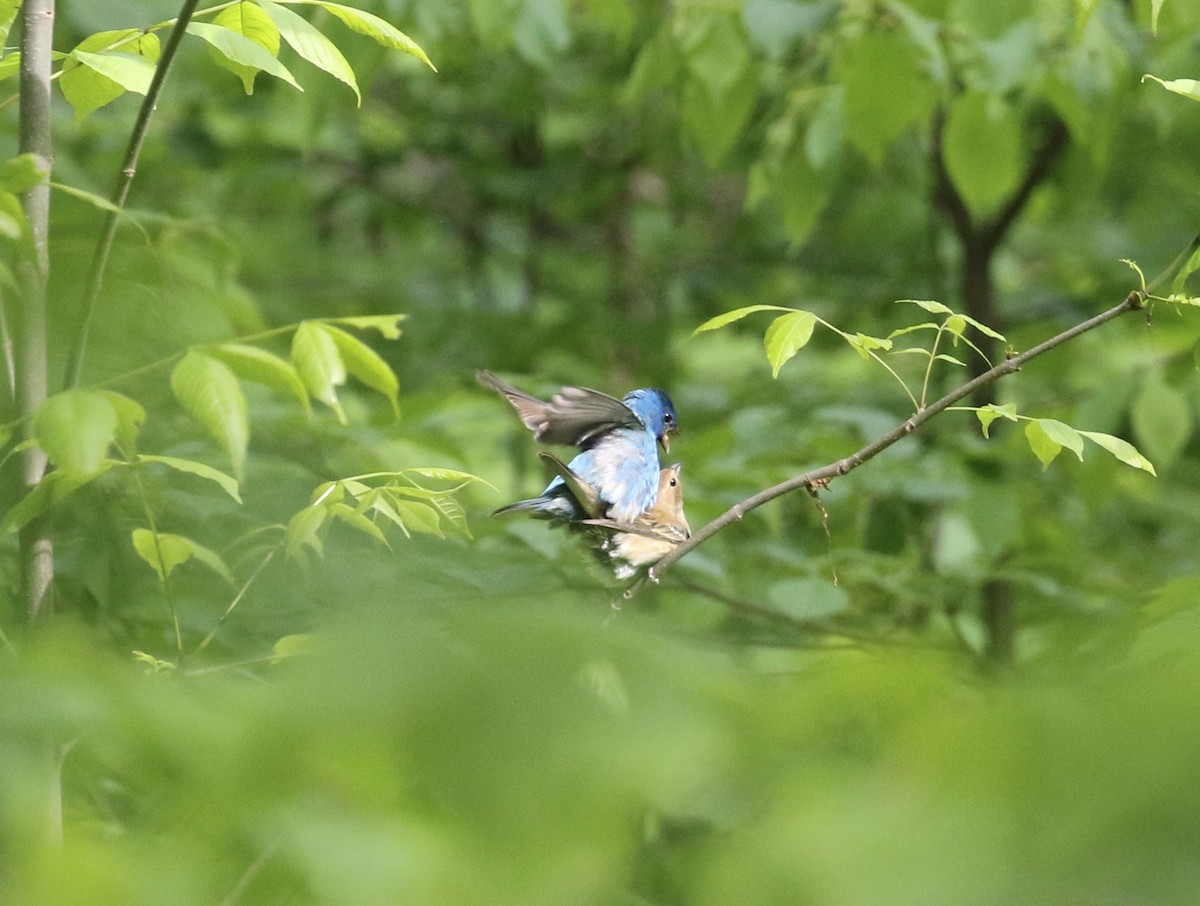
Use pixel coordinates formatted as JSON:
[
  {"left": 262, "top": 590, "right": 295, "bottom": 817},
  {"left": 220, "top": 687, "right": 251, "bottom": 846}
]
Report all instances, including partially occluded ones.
[{"left": 478, "top": 371, "right": 678, "bottom": 524}]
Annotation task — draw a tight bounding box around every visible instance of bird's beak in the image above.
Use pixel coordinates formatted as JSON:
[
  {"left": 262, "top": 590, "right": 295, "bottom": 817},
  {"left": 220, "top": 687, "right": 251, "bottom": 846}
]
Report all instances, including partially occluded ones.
[{"left": 660, "top": 428, "right": 678, "bottom": 454}]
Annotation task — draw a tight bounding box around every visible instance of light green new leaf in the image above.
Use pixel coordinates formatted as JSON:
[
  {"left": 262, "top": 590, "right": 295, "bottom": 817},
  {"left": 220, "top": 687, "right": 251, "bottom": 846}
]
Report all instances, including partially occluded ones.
[
  {"left": 72, "top": 50, "right": 156, "bottom": 93},
  {"left": 257, "top": 0, "right": 360, "bottom": 104},
  {"left": 299, "top": 1, "right": 436, "bottom": 70},
  {"left": 170, "top": 351, "right": 249, "bottom": 479},
  {"left": 131, "top": 529, "right": 194, "bottom": 582},
  {"left": 0, "top": 154, "right": 47, "bottom": 193},
  {"left": 845, "top": 332, "right": 893, "bottom": 360},
  {"left": 212, "top": 1, "right": 281, "bottom": 93},
  {"left": 286, "top": 505, "right": 327, "bottom": 561},
  {"left": 1036, "top": 418, "right": 1085, "bottom": 461},
  {"left": 1150, "top": 0, "right": 1164, "bottom": 33},
  {"left": 187, "top": 21, "right": 301, "bottom": 93},
  {"left": 975, "top": 403, "right": 1018, "bottom": 439},
  {"left": 393, "top": 499, "right": 443, "bottom": 536},
  {"left": 368, "top": 494, "right": 410, "bottom": 537},
  {"left": 694, "top": 304, "right": 795, "bottom": 334},
  {"left": 958, "top": 313, "right": 1006, "bottom": 342},
  {"left": 1142, "top": 74, "right": 1200, "bottom": 103},
  {"left": 430, "top": 494, "right": 472, "bottom": 538},
  {"left": 764, "top": 310, "right": 816, "bottom": 378},
  {"left": 1078, "top": 431, "right": 1157, "bottom": 476},
  {"left": 1024, "top": 419, "right": 1062, "bottom": 470},
  {"left": 0, "top": 0, "right": 17, "bottom": 47},
  {"left": 271, "top": 633, "right": 314, "bottom": 663},
  {"left": 320, "top": 324, "right": 400, "bottom": 415},
  {"left": 98, "top": 390, "right": 146, "bottom": 455},
  {"left": 137, "top": 454, "right": 242, "bottom": 503},
  {"left": 404, "top": 466, "right": 495, "bottom": 488},
  {"left": 329, "top": 314, "right": 406, "bottom": 339},
  {"left": 60, "top": 30, "right": 160, "bottom": 120},
  {"left": 0, "top": 191, "right": 23, "bottom": 240},
  {"left": 292, "top": 322, "right": 346, "bottom": 423},
  {"left": 132, "top": 529, "right": 233, "bottom": 584},
  {"left": 897, "top": 299, "right": 953, "bottom": 315},
  {"left": 208, "top": 342, "right": 311, "bottom": 415},
  {"left": 330, "top": 502, "right": 390, "bottom": 547},
  {"left": 33, "top": 390, "right": 118, "bottom": 476}
]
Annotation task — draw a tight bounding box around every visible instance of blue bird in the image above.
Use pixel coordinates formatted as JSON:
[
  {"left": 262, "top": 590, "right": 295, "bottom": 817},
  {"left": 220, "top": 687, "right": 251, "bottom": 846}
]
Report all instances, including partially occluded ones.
[{"left": 477, "top": 371, "right": 678, "bottom": 524}]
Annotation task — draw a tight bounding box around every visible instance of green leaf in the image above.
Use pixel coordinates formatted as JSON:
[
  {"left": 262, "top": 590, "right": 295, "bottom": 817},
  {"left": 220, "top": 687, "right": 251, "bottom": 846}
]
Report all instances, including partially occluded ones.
[
  {"left": 838, "top": 29, "right": 938, "bottom": 166},
  {"left": 320, "top": 324, "right": 400, "bottom": 416},
  {"left": 131, "top": 529, "right": 193, "bottom": 582},
  {"left": 1142, "top": 74, "right": 1200, "bottom": 103},
  {"left": 207, "top": 343, "right": 311, "bottom": 415},
  {"left": 300, "top": 1, "right": 436, "bottom": 70},
  {"left": 211, "top": 1, "right": 282, "bottom": 94},
  {"left": 187, "top": 21, "right": 301, "bottom": 94},
  {"left": 1131, "top": 375, "right": 1192, "bottom": 470},
  {"left": 844, "top": 333, "right": 892, "bottom": 359},
  {"left": 429, "top": 494, "right": 472, "bottom": 538},
  {"left": 286, "top": 505, "right": 327, "bottom": 561},
  {"left": 975, "top": 403, "right": 1018, "bottom": 439},
  {"left": 1078, "top": 431, "right": 1157, "bottom": 476},
  {"left": 71, "top": 50, "right": 156, "bottom": 94},
  {"left": 132, "top": 529, "right": 231, "bottom": 583},
  {"left": 763, "top": 310, "right": 816, "bottom": 378},
  {"left": 403, "top": 467, "right": 494, "bottom": 488},
  {"left": 392, "top": 499, "right": 443, "bottom": 536},
  {"left": 0, "top": 0, "right": 17, "bottom": 48},
  {"left": 137, "top": 454, "right": 243, "bottom": 503},
  {"left": 271, "top": 633, "right": 315, "bottom": 663},
  {"left": 694, "top": 304, "right": 795, "bottom": 334},
  {"left": 958, "top": 313, "right": 1006, "bottom": 342},
  {"left": 1024, "top": 419, "right": 1062, "bottom": 470},
  {"left": 50, "top": 182, "right": 151, "bottom": 242},
  {"left": 898, "top": 299, "right": 954, "bottom": 315},
  {"left": 60, "top": 30, "right": 161, "bottom": 121},
  {"left": 292, "top": 322, "right": 346, "bottom": 423},
  {"left": 2, "top": 466, "right": 114, "bottom": 534},
  {"left": 33, "top": 390, "right": 118, "bottom": 476},
  {"left": 943, "top": 91, "right": 1023, "bottom": 214},
  {"left": 0, "top": 154, "right": 47, "bottom": 193},
  {"left": 257, "top": 0, "right": 360, "bottom": 103},
  {"left": 682, "top": 64, "right": 757, "bottom": 168},
  {"left": 1036, "top": 418, "right": 1085, "bottom": 462},
  {"left": 170, "top": 351, "right": 249, "bottom": 480},
  {"left": 330, "top": 502, "right": 390, "bottom": 547},
  {"left": 98, "top": 390, "right": 146, "bottom": 455},
  {"left": 329, "top": 314, "right": 406, "bottom": 339}
]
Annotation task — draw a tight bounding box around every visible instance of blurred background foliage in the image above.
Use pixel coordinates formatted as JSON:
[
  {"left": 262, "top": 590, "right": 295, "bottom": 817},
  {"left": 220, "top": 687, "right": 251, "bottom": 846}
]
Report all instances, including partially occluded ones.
[{"left": 3, "top": 0, "right": 1200, "bottom": 901}]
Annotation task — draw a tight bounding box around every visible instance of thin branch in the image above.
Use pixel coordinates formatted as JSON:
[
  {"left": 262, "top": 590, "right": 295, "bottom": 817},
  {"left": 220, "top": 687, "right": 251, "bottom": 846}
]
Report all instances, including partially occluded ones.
[
  {"left": 63, "top": 0, "right": 203, "bottom": 389},
  {"left": 649, "top": 289, "right": 1150, "bottom": 582},
  {"left": 18, "top": 0, "right": 56, "bottom": 625}
]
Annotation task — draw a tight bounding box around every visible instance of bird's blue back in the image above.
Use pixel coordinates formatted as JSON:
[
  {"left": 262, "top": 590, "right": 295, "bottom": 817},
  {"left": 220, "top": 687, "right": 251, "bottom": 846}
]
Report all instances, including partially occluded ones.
[{"left": 543, "top": 388, "right": 675, "bottom": 524}]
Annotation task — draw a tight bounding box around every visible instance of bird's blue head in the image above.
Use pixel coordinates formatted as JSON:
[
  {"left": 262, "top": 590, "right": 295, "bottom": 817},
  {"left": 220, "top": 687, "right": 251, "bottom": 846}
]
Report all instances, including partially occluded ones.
[{"left": 623, "top": 388, "right": 678, "bottom": 452}]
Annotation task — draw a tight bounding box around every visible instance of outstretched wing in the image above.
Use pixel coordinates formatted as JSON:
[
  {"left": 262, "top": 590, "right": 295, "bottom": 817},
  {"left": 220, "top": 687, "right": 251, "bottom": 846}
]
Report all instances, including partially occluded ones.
[{"left": 477, "top": 370, "right": 640, "bottom": 446}]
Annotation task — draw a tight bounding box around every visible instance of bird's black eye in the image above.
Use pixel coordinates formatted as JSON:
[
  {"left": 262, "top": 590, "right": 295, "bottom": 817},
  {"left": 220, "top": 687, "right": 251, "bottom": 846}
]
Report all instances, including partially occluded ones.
[
  {"left": 669, "top": 478, "right": 677, "bottom": 487},
  {"left": 664, "top": 413, "right": 674, "bottom": 424}
]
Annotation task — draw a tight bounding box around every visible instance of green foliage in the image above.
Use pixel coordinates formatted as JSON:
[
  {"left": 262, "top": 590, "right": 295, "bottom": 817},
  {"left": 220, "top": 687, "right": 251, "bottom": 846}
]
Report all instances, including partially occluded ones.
[{"left": 2, "top": 0, "right": 1200, "bottom": 900}]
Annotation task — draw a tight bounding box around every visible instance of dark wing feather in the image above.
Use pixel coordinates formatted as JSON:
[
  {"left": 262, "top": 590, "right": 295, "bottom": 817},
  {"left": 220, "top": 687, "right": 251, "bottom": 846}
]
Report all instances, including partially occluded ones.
[
  {"left": 477, "top": 370, "right": 639, "bottom": 446},
  {"left": 537, "top": 452, "right": 605, "bottom": 518}
]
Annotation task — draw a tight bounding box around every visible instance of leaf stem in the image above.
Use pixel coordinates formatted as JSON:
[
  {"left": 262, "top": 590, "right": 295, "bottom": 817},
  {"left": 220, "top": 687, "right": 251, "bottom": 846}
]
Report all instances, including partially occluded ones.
[{"left": 64, "top": 0, "right": 204, "bottom": 390}]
